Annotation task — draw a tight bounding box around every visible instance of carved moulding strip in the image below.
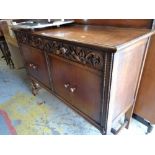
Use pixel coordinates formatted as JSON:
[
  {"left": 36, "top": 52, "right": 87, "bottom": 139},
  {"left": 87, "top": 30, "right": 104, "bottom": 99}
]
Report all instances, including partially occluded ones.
[
  {"left": 15, "top": 31, "right": 29, "bottom": 44},
  {"left": 29, "top": 35, "right": 44, "bottom": 49},
  {"left": 43, "top": 40, "right": 105, "bottom": 71},
  {"left": 101, "top": 52, "right": 114, "bottom": 134},
  {"left": 15, "top": 31, "right": 106, "bottom": 70}
]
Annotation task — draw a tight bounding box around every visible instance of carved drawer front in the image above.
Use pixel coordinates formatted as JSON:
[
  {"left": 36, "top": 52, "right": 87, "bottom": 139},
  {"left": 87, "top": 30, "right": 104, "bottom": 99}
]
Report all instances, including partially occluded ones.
[
  {"left": 20, "top": 44, "right": 50, "bottom": 88},
  {"left": 50, "top": 55, "right": 102, "bottom": 123}
]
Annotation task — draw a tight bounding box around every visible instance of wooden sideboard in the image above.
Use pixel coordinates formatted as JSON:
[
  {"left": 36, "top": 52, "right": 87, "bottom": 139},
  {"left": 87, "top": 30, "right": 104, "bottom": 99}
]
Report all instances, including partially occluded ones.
[{"left": 13, "top": 22, "right": 155, "bottom": 134}]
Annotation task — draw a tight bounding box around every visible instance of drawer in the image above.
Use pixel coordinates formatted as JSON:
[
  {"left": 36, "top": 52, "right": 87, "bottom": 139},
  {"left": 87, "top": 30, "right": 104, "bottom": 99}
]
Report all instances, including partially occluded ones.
[
  {"left": 50, "top": 55, "right": 102, "bottom": 123},
  {"left": 20, "top": 44, "right": 50, "bottom": 88}
]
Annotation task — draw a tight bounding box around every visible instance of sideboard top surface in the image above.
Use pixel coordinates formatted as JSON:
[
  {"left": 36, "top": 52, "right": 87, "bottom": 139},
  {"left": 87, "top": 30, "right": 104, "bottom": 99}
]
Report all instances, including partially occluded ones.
[{"left": 33, "top": 24, "right": 154, "bottom": 50}]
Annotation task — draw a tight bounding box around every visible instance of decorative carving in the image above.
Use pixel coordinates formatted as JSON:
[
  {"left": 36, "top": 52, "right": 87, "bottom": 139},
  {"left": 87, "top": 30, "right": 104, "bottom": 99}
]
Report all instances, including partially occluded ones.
[
  {"left": 30, "top": 36, "right": 44, "bottom": 49},
  {"left": 15, "top": 31, "right": 29, "bottom": 44},
  {"left": 50, "top": 42, "right": 104, "bottom": 70},
  {"left": 86, "top": 52, "right": 103, "bottom": 68},
  {"left": 15, "top": 31, "right": 104, "bottom": 70},
  {"left": 43, "top": 42, "right": 52, "bottom": 52}
]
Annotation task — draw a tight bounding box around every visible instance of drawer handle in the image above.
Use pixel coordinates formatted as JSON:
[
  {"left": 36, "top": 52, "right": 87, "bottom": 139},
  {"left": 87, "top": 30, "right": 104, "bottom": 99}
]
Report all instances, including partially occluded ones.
[
  {"left": 64, "top": 83, "right": 70, "bottom": 88},
  {"left": 29, "top": 63, "right": 33, "bottom": 67},
  {"left": 32, "top": 65, "right": 37, "bottom": 70},
  {"left": 70, "top": 87, "right": 76, "bottom": 93},
  {"left": 29, "top": 63, "right": 38, "bottom": 70}
]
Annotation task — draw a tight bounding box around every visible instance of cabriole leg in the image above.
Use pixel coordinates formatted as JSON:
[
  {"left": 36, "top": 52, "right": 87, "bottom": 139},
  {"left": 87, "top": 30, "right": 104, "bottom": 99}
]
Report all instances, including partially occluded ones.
[{"left": 31, "top": 80, "right": 40, "bottom": 96}]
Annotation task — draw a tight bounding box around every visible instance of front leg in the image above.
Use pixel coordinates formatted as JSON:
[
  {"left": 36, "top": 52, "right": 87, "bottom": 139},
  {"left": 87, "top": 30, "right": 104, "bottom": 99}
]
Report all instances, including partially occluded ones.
[{"left": 31, "top": 80, "right": 41, "bottom": 96}]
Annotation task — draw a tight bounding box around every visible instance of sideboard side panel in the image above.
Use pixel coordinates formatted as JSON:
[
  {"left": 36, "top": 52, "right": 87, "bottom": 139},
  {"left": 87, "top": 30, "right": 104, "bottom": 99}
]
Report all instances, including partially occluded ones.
[{"left": 108, "top": 39, "right": 148, "bottom": 127}]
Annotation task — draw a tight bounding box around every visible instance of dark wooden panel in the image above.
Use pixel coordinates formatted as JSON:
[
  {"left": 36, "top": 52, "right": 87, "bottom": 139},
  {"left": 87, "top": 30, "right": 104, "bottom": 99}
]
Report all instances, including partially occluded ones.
[
  {"left": 74, "top": 19, "right": 153, "bottom": 29},
  {"left": 50, "top": 55, "right": 102, "bottom": 123},
  {"left": 20, "top": 44, "right": 50, "bottom": 88},
  {"left": 109, "top": 39, "right": 148, "bottom": 122},
  {"left": 134, "top": 35, "right": 155, "bottom": 123}
]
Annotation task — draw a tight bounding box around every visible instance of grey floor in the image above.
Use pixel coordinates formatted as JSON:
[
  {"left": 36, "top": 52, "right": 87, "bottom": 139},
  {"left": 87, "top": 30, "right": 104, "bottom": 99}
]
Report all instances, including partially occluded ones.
[{"left": 0, "top": 52, "right": 154, "bottom": 135}]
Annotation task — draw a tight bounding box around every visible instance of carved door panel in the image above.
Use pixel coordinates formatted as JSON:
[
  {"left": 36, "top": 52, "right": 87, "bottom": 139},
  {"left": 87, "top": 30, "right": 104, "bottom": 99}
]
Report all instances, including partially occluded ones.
[
  {"left": 20, "top": 44, "right": 50, "bottom": 88},
  {"left": 50, "top": 55, "right": 102, "bottom": 123}
]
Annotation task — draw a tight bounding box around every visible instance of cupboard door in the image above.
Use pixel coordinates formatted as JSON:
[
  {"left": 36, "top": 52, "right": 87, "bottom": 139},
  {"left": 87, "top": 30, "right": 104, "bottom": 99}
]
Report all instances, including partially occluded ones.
[
  {"left": 50, "top": 55, "right": 102, "bottom": 123},
  {"left": 20, "top": 44, "right": 50, "bottom": 88}
]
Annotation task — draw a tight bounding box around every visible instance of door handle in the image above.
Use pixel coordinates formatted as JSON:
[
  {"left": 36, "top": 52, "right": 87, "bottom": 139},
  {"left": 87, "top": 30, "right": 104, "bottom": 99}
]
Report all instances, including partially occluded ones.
[
  {"left": 64, "top": 83, "right": 70, "bottom": 88},
  {"left": 70, "top": 87, "right": 76, "bottom": 93}
]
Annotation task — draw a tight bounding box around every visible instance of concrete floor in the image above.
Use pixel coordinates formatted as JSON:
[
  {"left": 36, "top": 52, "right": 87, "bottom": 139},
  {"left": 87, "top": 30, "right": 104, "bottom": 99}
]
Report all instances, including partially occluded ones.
[{"left": 0, "top": 53, "right": 154, "bottom": 135}]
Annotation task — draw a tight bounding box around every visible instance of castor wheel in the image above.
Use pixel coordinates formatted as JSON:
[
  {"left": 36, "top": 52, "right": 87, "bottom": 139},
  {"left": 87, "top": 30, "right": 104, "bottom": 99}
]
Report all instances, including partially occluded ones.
[
  {"left": 146, "top": 124, "right": 153, "bottom": 134},
  {"left": 133, "top": 114, "right": 154, "bottom": 134}
]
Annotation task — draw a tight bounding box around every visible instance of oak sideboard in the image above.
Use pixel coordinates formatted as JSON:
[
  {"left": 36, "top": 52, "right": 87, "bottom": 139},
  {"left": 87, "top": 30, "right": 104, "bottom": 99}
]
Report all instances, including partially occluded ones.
[{"left": 13, "top": 20, "right": 155, "bottom": 134}]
